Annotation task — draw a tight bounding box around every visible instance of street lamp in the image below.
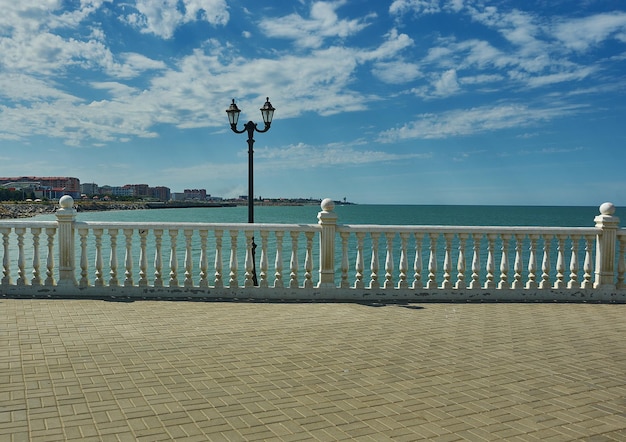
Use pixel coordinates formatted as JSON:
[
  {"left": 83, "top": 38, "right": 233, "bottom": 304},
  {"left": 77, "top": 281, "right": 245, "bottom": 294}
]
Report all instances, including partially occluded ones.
[{"left": 226, "top": 97, "right": 275, "bottom": 285}]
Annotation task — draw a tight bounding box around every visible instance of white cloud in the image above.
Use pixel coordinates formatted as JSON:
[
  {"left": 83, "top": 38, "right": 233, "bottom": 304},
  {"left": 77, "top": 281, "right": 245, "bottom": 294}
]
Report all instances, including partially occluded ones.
[
  {"left": 553, "top": 12, "right": 626, "bottom": 52},
  {"left": 372, "top": 61, "right": 421, "bottom": 84},
  {"left": 433, "top": 69, "right": 459, "bottom": 96},
  {"left": 378, "top": 103, "right": 586, "bottom": 142},
  {"left": 127, "top": 0, "right": 229, "bottom": 39}
]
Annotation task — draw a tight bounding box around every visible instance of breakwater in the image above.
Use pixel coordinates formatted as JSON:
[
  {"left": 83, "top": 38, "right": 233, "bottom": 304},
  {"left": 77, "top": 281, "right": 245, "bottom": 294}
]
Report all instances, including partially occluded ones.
[{"left": 0, "top": 202, "right": 149, "bottom": 219}]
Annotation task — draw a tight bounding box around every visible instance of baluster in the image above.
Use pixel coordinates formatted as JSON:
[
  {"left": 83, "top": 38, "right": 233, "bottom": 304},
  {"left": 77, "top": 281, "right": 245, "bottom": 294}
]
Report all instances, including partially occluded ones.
[
  {"left": 109, "top": 229, "right": 119, "bottom": 286},
  {"left": 384, "top": 232, "right": 394, "bottom": 289},
  {"left": 274, "top": 231, "right": 284, "bottom": 288},
  {"left": 441, "top": 233, "right": 453, "bottom": 289},
  {"left": 153, "top": 229, "right": 163, "bottom": 287},
  {"left": 581, "top": 234, "right": 594, "bottom": 289},
  {"left": 398, "top": 232, "right": 409, "bottom": 289},
  {"left": 229, "top": 230, "right": 238, "bottom": 288},
  {"left": 553, "top": 234, "right": 566, "bottom": 288},
  {"left": 258, "top": 230, "right": 269, "bottom": 288},
  {"left": 354, "top": 232, "right": 365, "bottom": 289},
  {"left": 526, "top": 234, "right": 538, "bottom": 289},
  {"left": 78, "top": 227, "right": 89, "bottom": 287},
  {"left": 138, "top": 229, "right": 148, "bottom": 287},
  {"left": 289, "top": 231, "right": 299, "bottom": 289},
  {"left": 94, "top": 228, "right": 104, "bottom": 286},
  {"left": 427, "top": 233, "right": 438, "bottom": 289},
  {"left": 340, "top": 231, "right": 350, "bottom": 288},
  {"left": 369, "top": 232, "right": 380, "bottom": 289},
  {"left": 617, "top": 235, "right": 626, "bottom": 289},
  {"left": 214, "top": 229, "right": 223, "bottom": 288},
  {"left": 540, "top": 235, "right": 551, "bottom": 289},
  {"left": 512, "top": 234, "right": 524, "bottom": 289},
  {"left": 44, "top": 228, "right": 56, "bottom": 286},
  {"left": 469, "top": 234, "right": 481, "bottom": 289},
  {"left": 455, "top": 233, "right": 468, "bottom": 289},
  {"left": 183, "top": 229, "right": 193, "bottom": 287},
  {"left": 484, "top": 234, "right": 496, "bottom": 289},
  {"left": 498, "top": 234, "right": 510, "bottom": 289},
  {"left": 199, "top": 229, "right": 208, "bottom": 288},
  {"left": 168, "top": 229, "right": 178, "bottom": 287},
  {"left": 244, "top": 230, "right": 255, "bottom": 288},
  {"left": 124, "top": 228, "right": 134, "bottom": 287},
  {"left": 1, "top": 228, "right": 11, "bottom": 285},
  {"left": 568, "top": 235, "right": 580, "bottom": 289},
  {"left": 16, "top": 228, "right": 26, "bottom": 285},
  {"left": 413, "top": 233, "right": 423, "bottom": 289},
  {"left": 31, "top": 228, "right": 42, "bottom": 286},
  {"left": 305, "top": 231, "right": 315, "bottom": 289}
]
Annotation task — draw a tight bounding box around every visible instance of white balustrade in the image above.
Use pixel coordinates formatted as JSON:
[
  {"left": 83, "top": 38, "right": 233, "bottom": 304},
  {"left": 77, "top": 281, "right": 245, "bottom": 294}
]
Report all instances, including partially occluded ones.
[{"left": 0, "top": 197, "right": 624, "bottom": 302}]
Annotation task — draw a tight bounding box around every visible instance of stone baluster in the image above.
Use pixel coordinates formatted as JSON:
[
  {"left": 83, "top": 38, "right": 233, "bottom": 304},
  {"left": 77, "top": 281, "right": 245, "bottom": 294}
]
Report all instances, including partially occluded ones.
[
  {"left": 139, "top": 229, "right": 148, "bottom": 287},
  {"left": 484, "top": 234, "right": 496, "bottom": 289},
  {"left": 568, "top": 235, "right": 580, "bottom": 289},
  {"left": 540, "top": 235, "right": 552, "bottom": 289},
  {"left": 153, "top": 229, "right": 163, "bottom": 287},
  {"left": 305, "top": 231, "right": 315, "bottom": 289},
  {"left": 440, "top": 233, "right": 453, "bottom": 289},
  {"left": 340, "top": 231, "right": 350, "bottom": 289},
  {"left": 199, "top": 229, "right": 209, "bottom": 288},
  {"left": 369, "top": 232, "right": 380, "bottom": 289},
  {"left": 384, "top": 232, "right": 394, "bottom": 289},
  {"left": 469, "top": 234, "right": 480, "bottom": 289},
  {"left": 258, "top": 230, "right": 269, "bottom": 288},
  {"left": 45, "top": 227, "right": 55, "bottom": 286},
  {"left": 228, "top": 230, "right": 238, "bottom": 288},
  {"left": 124, "top": 228, "right": 134, "bottom": 287},
  {"left": 498, "top": 234, "right": 510, "bottom": 289},
  {"left": 526, "top": 234, "right": 538, "bottom": 289},
  {"left": 512, "top": 234, "right": 524, "bottom": 289},
  {"left": 289, "top": 231, "right": 299, "bottom": 289},
  {"left": 617, "top": 234, "right": 626, "bottom": 289},
  {"left": 594, "top": 202, "right": 620, "bottom": 288},
  {"left": 274, "top": 230, "right": 284, "bottom": 288},
  {"left": 78, "top": 227, "right": 89, "bottom": 287},
  {"left": 94, "top": 228, "right": 104, "bottom": 286},
  {"left": 412, "top": 233, "right": 422, "bottom": 289},
  {"left": 31, "top": 228, "right": 42, "bottom": 286},
  {"left": 109, "top": 229, "right": 119, "bottom": 287},
  {"left": 427, "top": 233, "right": 438, "bottom": 289},
  {"left": 354, "top": 232, "right": 365, "bottom": 289},
  {"left": 168, "top": 229, "right": 178, "bottom": 287},
  {"left": 554, "top": 234, "right": 566, "bottom": 289},
  {"left": 214, "top": 229, "right": 223, "bottom": 288},
  {"left": 1, "top": 228, "right": 11, "bottom": 285},
  {"left": 244, "top": 230, "right": 255, "bottom": 288},
  {"left": 398, "top": 232, "right": 409, "bottom": 289},
  {"left": 582, "top": 234, "right": 594, "bottom": 289},
  {"left": 455, "top": 233, "right": 468, "bottom": 289},
  {"left": 16, "top": 227, "right": 26, "bottom": 285},
  {"left": 183, "top": 229, "right": 193, "bottom": 288}
]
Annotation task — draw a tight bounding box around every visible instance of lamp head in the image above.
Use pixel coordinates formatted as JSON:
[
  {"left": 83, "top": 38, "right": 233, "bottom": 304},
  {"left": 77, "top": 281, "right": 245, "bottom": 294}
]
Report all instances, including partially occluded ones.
[
  {"left": 260, "top": 97, "right": 275, "bottom": 125},
  {"left": 226, "top": 99, "right": 241, "bottom": 126}
]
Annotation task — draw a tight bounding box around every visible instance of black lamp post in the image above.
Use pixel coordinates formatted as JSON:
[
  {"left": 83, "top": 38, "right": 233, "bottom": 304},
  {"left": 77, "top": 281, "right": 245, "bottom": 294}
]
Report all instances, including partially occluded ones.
[{"left": 226, "top": 97, "right": 275, "bottom": 285}]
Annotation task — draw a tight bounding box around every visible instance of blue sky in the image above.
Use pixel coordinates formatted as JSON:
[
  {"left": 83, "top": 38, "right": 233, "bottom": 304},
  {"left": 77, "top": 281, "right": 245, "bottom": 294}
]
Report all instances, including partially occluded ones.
[{"left": 1, "top": 0, "right": 625, "bottom": 205}]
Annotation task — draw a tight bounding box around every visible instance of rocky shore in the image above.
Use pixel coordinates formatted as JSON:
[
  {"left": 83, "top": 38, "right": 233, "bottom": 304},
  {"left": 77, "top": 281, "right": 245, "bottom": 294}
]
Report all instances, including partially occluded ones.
[{"left": 0, "top": 202, "right": 149, "bottom": 219}]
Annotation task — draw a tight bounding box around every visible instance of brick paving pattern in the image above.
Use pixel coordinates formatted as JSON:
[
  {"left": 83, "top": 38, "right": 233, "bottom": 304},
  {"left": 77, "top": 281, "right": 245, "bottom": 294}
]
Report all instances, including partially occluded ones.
[{"left": 1, "top": 299, "right": 625, "bottom": 441}]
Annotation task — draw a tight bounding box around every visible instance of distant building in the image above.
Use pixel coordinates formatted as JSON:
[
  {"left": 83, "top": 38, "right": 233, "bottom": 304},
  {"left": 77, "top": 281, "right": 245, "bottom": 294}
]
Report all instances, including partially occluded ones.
[
  {"left": 0, "top": 176, "right": 80, "bottom": 198},
  {"left": 184, "top": 189, "right": 207, "bottom": 200},
  {"left": 151, "top": 186, "right": 171, "bottom": 201},
  {"left": 125, "top": 184, "right": 150, "bottom": 197},
  {"left": 81, "top": 182, "right": 99, "bottom": 196}
]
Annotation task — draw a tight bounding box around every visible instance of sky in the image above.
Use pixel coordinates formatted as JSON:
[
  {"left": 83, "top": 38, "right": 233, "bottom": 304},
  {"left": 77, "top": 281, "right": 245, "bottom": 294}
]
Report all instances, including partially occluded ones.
[{"left": 1, "top": 0, "right": 626, "bottom": 206}]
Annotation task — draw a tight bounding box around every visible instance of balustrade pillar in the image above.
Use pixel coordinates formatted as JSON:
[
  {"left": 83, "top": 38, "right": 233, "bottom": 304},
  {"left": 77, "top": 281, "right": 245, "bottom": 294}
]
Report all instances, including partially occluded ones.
[
  {"left": 56, "top": 195, "right": 77, "bottom": 286},
  {"left": 317, "top": 198, "right": 337, "bottom": 288},
  {"left": 594, "top": 202, "right": 620, "bottom": 288}
]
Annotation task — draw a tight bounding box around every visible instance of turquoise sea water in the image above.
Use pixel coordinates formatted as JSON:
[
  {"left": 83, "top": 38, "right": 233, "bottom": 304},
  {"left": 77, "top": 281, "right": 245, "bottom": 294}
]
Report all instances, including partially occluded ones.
[{"left": 32, "top": 203, "right": 606, "bottom": 227}]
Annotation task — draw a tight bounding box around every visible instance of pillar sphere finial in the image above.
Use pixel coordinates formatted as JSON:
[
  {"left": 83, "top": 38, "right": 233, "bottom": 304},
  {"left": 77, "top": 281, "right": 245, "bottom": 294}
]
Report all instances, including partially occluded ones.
[
  {"left": 59, "top": 195, "right": 74, "bottom": 209},
  {"left": 320, "top": 198, "right": 335, "bottom": 212},
  {"left": 599, "top": 202, "right": 615, "bottom": 216}
]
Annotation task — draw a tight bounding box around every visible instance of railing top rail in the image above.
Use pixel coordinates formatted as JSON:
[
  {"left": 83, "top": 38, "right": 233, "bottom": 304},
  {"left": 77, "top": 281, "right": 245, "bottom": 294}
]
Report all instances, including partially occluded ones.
[
  {"left": 337, "top": 224, "right": 599, "bottom": 236},
  {"left": 76, "top": 221, "right": 320, "bottom": 232},
  {"left": 0, "top": 220, "right": 58, "bottom": 229}
]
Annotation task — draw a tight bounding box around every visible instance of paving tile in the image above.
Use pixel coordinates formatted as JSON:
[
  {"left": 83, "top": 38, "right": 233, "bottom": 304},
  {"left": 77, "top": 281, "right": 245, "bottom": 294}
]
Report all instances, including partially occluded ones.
[{"left": 1, "top": 300, "right": 625, "bottom": 441}]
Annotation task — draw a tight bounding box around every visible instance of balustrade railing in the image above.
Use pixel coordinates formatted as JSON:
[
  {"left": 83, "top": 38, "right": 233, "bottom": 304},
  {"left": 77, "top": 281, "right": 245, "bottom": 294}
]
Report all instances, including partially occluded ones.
[{"left": 0, "top": 197, "right": 624, "bottom": 302}]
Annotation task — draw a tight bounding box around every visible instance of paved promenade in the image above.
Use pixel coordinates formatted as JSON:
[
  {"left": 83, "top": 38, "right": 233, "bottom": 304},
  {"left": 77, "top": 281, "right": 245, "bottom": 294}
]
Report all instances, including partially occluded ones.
[{"left": 1, "top": 299, "right": 625, "bottom": 441}]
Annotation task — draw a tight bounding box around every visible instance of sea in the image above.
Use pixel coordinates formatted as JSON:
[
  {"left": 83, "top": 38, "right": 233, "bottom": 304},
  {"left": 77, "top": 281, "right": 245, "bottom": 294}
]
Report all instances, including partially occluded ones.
[{"left": 29, "top": 203, "right": 607, "bottom": 227}]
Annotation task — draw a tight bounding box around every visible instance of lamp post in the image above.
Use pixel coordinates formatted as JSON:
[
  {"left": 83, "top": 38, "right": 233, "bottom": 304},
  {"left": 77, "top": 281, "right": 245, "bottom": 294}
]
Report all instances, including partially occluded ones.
[{"left": 226, "top": 97, "right": 275, "bottom": 286}]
